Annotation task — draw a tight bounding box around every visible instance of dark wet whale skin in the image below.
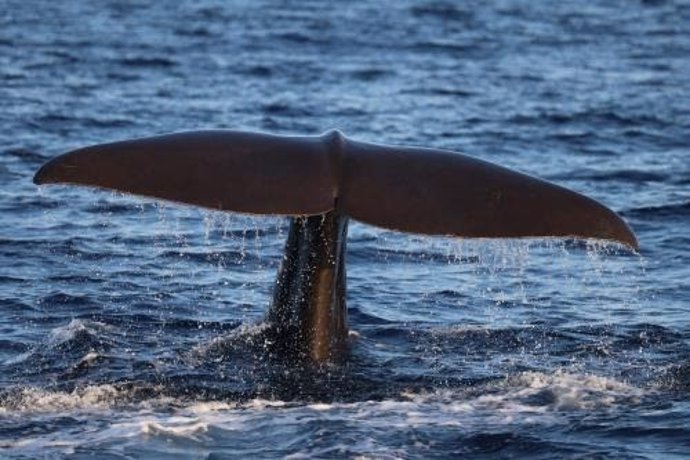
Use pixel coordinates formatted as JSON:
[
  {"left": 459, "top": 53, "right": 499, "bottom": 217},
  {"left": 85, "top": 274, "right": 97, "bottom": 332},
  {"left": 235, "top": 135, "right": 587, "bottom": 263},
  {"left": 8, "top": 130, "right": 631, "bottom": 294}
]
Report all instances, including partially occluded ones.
[{"left": 266, "top": 211, "right": 349, "bottom": 363}]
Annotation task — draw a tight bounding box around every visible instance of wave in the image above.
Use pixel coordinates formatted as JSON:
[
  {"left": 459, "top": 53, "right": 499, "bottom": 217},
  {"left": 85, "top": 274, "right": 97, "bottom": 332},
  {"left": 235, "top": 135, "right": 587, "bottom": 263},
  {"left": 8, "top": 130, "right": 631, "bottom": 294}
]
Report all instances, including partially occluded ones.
[
  {"left": 0, "top": 376, "right": 665, "bottom": 459},
  {"left": 46, "top": 319, "right": 113, "bottom": 352},
  {"left": 117, "top": 57, "right": 177, "bottom": 68},
  {"left": 402, "top": 87, "right": 476, "bottom": 98},
  {"left": 83, "top": 200, "right": 148, "bottom": 214},
  {"left": 623, "top": 201, "right": 690, "bottom": 220},
  {"left": 425, "top": 323, "right": 685, "bottom": 359},
  {"left": 26, "top": 113, "right": 135, "bottom": 131},
  {"left": 40, "top": 291, "right": 95, "bottom": 308},
  {"left": 159, "top": 249, "right": 266, "bottom": 266},
  {"left": 410, "top": 3, "right": 474, "bottom": 22},
  {"left": 341, "top": 306, "right": 392, "bottom": 326},
  {"left": 509, "top": 110, "right": 671, "bottom": 129},
  {"left": 411, "top": 40, "right": 483, "bottom": 54},
  {"left": 261, "top": 102, "right": 316, "bottom": 117},
  {"left": 91, "top": 313, "right": 241, "bottom": 333},
  {"left": 173, "top": 25, "right": 216, "bottom": 38},
  {"left": 501, "top": 370, "right": 644, "bottom": 411},
  {"left": 5, "top": 320, "right": 114, "bottom": 373},
  {"left": 3, "top": 147, "right": 46, "bottom": 162},
  {"left": 237, "top": 64, "right": 273, "bottom": 77},
  {"left": 349, "top": 245, "right": 479, "bottom": 264},
  {"left": 0, "top": 369, "right": 644, "bottom": 414},
  {"left": 0, "top": 383, "right": 173, "bottom": 414},
  {"left": 276, "top": 31, "right": 331, "bottom": 45},
  {"left": 549, "top": 168, "right": 669, "bottom": 183},
  {"left": 348, "top": 67, "right": 392, "bottom": 82}
]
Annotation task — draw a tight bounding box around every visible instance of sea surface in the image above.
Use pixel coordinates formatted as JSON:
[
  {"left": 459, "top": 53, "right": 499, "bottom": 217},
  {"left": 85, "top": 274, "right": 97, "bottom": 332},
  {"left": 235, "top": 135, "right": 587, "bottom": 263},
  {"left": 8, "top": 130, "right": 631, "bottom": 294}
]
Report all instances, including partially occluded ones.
[{"left": 1, "top": 0, "right": 689, "bottom": 458}]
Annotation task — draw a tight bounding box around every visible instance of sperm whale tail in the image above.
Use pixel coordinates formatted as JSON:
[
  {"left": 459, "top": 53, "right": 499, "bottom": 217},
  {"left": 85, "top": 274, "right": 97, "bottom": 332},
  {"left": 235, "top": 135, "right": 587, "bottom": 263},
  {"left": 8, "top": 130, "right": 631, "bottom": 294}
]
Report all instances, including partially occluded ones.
[
  {"left": 34, "top": 129, "right": 637, "bottom": 363},
  {"left": 34, "top": 129, "right": 637, "bottom": 249}
]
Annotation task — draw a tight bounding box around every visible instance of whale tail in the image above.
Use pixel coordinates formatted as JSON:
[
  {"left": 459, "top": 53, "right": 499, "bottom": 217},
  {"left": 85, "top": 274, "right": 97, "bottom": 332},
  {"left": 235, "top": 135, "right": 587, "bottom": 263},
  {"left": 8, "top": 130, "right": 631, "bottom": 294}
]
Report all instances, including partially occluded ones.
[
  {"left": 34, "top": 130, "right": 637, "bottom": 249},
  {"left": 34, "top": 129, "right": 638, "bottom": 363}
]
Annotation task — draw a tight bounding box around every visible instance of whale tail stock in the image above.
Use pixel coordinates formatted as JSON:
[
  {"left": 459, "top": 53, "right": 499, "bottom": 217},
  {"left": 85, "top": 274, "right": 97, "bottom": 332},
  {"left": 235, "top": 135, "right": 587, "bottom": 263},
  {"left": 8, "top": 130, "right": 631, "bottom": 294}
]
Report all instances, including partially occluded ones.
[{"left": 34, "top": 129, "right": 637, "bottom": 363}]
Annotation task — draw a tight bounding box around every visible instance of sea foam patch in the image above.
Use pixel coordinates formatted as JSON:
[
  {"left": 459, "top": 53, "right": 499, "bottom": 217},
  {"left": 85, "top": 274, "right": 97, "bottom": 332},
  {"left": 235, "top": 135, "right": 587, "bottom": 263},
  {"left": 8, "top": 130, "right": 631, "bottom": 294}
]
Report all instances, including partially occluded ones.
[{"left": 0, "top": 371, "right": 652, "bottom": 458}]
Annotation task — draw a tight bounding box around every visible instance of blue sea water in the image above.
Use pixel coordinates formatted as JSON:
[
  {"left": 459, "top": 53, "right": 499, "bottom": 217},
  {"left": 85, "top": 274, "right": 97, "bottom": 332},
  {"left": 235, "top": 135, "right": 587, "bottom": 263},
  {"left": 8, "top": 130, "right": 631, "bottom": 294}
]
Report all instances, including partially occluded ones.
[{"left": 1, "top": 0, "right": 689, "bottom": 457}]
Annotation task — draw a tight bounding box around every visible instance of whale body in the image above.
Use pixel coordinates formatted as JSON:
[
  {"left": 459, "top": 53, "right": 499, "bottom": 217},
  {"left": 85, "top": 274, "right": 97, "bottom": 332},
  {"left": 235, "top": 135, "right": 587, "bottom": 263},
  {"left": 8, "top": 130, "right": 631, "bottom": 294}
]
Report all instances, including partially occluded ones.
[{"left": 34, "top": 130, "right": 637, "bottom": 362}]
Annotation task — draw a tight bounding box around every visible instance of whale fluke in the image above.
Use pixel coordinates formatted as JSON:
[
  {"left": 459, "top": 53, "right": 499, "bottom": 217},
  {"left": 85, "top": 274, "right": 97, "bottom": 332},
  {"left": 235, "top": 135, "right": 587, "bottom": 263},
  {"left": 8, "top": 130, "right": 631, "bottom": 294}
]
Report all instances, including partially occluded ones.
[{"left": 34, "top": 129, "right": 637, "bottom": 249}]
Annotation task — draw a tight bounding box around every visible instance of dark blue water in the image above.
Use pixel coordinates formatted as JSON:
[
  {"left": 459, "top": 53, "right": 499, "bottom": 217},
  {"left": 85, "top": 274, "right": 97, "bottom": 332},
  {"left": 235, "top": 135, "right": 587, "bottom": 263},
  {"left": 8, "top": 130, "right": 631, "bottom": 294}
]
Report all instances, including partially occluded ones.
[{"left": 1, "top": 0, "right": 689, "bottom": 457}]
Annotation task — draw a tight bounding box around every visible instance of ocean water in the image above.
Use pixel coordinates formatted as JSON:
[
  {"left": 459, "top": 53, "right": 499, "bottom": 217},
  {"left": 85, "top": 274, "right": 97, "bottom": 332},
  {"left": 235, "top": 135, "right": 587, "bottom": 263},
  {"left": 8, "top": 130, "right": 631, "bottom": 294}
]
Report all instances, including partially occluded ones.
[{"left": 1, "top": 0, "right": 689, "bottom": 458}]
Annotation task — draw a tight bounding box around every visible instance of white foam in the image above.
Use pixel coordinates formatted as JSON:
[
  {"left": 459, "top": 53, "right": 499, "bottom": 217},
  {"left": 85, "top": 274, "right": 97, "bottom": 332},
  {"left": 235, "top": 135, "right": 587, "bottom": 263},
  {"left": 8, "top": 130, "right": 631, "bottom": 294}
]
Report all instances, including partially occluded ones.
[
  {"left": 4, "top": 385, "right": 120, "bottom": 412},
  {"left": 506, "top": 369, "right": 643, "bottom": 411},
  {"left": 0, "top": 384, "right": 178, "bottom": 414},
  {"left": 0, "top": 369, "right": 642, "bottom": 417},
  {"left": 0, "top": 370, "right": 648, "bottom": 458},
  {"left": 47, "top": 318, "right": 110, "bottom": 345},
  {"left": 141, "top": 419, "right": 210, "bottom": 440}
]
